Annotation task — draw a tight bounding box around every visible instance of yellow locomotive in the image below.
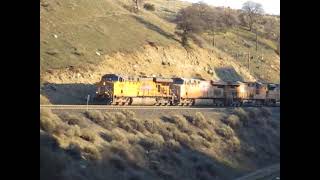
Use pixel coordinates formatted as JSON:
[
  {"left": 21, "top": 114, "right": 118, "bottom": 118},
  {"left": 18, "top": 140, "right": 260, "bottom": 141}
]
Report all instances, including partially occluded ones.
[{"left": 96, "top": 74, "right": 173, "bottom": 105}]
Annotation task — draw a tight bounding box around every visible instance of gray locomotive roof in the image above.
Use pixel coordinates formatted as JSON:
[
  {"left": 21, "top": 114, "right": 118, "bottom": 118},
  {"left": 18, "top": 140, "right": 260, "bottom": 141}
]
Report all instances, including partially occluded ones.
[{"left": 154, "top": 78, "right": 173, "bottom": 83}]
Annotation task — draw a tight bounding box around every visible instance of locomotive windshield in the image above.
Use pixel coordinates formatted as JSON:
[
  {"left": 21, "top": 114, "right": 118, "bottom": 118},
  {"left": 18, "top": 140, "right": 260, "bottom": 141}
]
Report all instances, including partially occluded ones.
[
  {"left": 268, "top": 84, "right": 277, "bottom": 90},
  {"left": 172, "top": 78, "right": 184, "bottom": 84},
  {"left": 102, "top": 74, "right": 125, "bottom": 82}
]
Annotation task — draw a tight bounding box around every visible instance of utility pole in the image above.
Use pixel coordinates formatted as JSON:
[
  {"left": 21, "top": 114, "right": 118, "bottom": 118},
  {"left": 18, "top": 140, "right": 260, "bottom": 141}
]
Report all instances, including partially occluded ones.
[
  {"left": 86, "top": 94, "right": 90, "bottom": 111},
  {"left": 248, "top": 52, "right": 251, "bottom": 72},
  {"left": 255, "top": 28, "right": 258, "bottom": 51}
]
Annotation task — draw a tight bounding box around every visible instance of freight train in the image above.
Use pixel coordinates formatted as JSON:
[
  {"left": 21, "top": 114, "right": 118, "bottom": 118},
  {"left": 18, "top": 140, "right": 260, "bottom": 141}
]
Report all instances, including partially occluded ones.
[{"left": 95, "top": 74, "right": 280, "bottom": 106}]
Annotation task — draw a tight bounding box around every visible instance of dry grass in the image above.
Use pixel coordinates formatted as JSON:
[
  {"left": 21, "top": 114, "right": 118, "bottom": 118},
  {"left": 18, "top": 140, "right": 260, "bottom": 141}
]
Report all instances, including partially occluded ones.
[
  {"left": 40, "top": 94, "right": 51, "bottom": 104},
  {"left": 41, "top": 108, "right": 280, "bottom": 180}
]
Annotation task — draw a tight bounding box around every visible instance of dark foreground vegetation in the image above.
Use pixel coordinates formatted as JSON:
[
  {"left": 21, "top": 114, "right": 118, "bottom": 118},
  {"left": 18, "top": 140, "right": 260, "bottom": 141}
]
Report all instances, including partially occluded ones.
[{"left": 40, "top": 107, "right": 280, "bottom": 180}]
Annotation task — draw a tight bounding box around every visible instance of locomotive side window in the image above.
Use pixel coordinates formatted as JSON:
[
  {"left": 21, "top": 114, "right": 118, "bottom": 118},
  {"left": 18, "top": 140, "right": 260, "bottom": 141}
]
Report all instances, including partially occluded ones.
[{"left": 157, "top": 85, "right": 161, "bottom": 92}]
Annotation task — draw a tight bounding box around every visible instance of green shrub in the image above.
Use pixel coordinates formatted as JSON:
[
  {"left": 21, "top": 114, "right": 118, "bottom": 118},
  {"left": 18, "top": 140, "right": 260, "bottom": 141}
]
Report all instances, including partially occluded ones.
[
  {"left": 169, "top": 115, "right": 191, "bottom": 134},
  {"left": 197, "top": 129, "right": 215, "bottom": 143},
  {"left": 85, "top": 110, "right": 104, "bottom": 122},
  {"left": 80, "top": 129, "right": 97, "bottom": 143},
  {"left": 165, "top": 139, "right": 181, "bottom": 151},
  {"left": 111, "top": 129, "right": 126, "bottom": 142},
  {"left": 260, "top": 107, "right": 272, "bottom": 117},
  {"left": 40, "top": 109, "right": 60, "bottom": 133},
  {"left": 144, "top": 119, "right": 158, "bottom": 134},
  {"left": 85, "top": 110, "right": 112, "bottom": 129},
  {"left": 172, "top": 129, "right": 190, "bottom": 145},
  {"left": 65, "top": 125, "right": 81, "bottom": 137},
  {"left": 121, "top": 110, "right": 136, "bottom": 119},
  {"left": 215, "top": 124, "right": 235, "bottom": 139},
  {"left": 158, "top": 123, "right": 175, "bottom": 140},
  {"left": 192, "top": 112, "right": 209, "bottom": 129},
  {"left": 83, "top": 146, "right": 100, "bottom": 160},
  {"left": 143, "top": 3, "right": 155, "bottom": 11},
  {"left": 60, "top": 113, "right": 87, "bottom": 128},
  {"left": 129, "top": 118, "right": 146, "bottom": 133},
  {"left": 233, "top": 108, "right": 249, "bottom": 125},
  {"left": 115, "top": 112, "right": 126, "bottom": 121},
  {"left": 222, "top": 114, "right": 241, "bottom": 128}
]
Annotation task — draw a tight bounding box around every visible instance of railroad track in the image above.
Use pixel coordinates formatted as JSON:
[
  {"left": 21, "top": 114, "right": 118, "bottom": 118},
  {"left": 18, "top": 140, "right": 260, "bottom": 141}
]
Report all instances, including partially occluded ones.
[
  {"left": 234, "top": 164, "right": 280, "bottom": 180},
  {"left": 40, "top": 105, "right": 229, "bottom": 110},
  {"left": 40, "top": 104, "right": 280, "bottom": 110}
]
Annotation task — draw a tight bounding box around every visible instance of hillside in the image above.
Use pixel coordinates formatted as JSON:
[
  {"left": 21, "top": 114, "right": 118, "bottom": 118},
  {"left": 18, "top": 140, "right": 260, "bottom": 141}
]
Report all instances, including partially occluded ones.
[
  {"left": 40, "top": 0, "right": 279, "bottom": 90},
  {"left": 40, "top": 107, "right": 280, "bottom": 180}
]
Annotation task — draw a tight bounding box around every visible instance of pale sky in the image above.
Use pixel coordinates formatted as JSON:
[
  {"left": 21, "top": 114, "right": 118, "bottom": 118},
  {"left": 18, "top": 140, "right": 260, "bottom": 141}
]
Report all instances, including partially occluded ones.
[{"left": 182, "top": 0, "right": 280, "bottom": 15}]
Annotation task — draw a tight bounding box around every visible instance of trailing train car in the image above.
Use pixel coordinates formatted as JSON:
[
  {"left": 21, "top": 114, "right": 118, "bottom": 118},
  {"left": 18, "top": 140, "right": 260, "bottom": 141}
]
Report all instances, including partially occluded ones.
[
  {"left": 265, "top": 83, "right": 280, "bottom": 105},
  {"left": 241, "top": 82, "right": 268, "bottom": 105},
  {"left": 171, "top": 78, "right": 226, "bottom": 106},
  {"left": 96, "top": 74, "right": 173, "bottom": 105},
  {"left": 222, "top": 81, "right": 269, "bottom": 106}
]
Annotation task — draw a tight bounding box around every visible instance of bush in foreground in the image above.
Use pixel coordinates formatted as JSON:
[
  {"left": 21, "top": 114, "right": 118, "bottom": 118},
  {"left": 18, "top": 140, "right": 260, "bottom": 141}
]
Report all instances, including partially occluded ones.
[{"left": 143, "top": 3, "right": 155, "bottom": 11}]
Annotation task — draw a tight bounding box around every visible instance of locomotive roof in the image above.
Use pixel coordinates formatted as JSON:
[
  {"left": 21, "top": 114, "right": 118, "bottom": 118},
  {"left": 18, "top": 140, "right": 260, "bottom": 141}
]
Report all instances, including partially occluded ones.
[
  {"left": 211, "top": 80, "right": 228, "bottom": 85},
  {"left": 154, "top": 78, "right": 173, "bottom": 83}
]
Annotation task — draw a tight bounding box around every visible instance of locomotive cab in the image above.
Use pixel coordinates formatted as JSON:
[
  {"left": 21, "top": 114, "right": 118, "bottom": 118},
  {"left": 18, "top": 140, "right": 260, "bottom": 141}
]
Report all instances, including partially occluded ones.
[{"left": 95, "top": 74, "right": 128, "bottom": 103}]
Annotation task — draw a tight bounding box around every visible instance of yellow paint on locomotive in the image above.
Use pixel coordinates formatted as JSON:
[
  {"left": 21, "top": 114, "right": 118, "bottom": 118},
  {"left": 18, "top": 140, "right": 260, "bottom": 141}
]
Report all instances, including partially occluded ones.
[{"left": 111, "top": 80, "right": 172, "bottom": 97}]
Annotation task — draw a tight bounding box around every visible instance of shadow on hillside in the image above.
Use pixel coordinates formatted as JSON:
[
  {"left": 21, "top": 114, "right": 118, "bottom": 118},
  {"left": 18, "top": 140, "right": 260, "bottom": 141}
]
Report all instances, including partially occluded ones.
[
  {"left": 132, "top": 15, "right": 180, "bottom": 43},
  {"left": 40, "top": 130, "right": 243, "bottom": 180},
  {"left": 41, "top": 83, "right": 105, "bottom": 105},
  {"left": 214, "top": 67, "right": 244, "bottom": 82}
]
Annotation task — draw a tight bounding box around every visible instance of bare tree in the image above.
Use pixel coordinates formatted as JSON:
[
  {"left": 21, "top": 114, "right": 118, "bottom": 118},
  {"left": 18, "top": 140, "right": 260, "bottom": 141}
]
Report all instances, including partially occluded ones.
[
  {"left": 241, "top": 1, "right": 264, "bottom": 31},
  {"left": 223, "top": 7, "right": 240, "bottom": 28},
  {"left": 205, "top": 8, "right": 226, "bottom": 47},
  {"left": 263, "top": 17, "right": 280, "bottom": 40},
  {"left": 174, "top": 4, "right": 206, "bottom": 47},
  {"left": 276, "top": 35, "right": 280, "bottom": 55}
]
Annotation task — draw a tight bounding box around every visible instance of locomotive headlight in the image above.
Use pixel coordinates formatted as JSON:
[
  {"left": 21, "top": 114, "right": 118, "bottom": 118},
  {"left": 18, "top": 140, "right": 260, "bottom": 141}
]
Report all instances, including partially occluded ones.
[{"left": 239, "top": 85, "right": 246, "bottom": 93}]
